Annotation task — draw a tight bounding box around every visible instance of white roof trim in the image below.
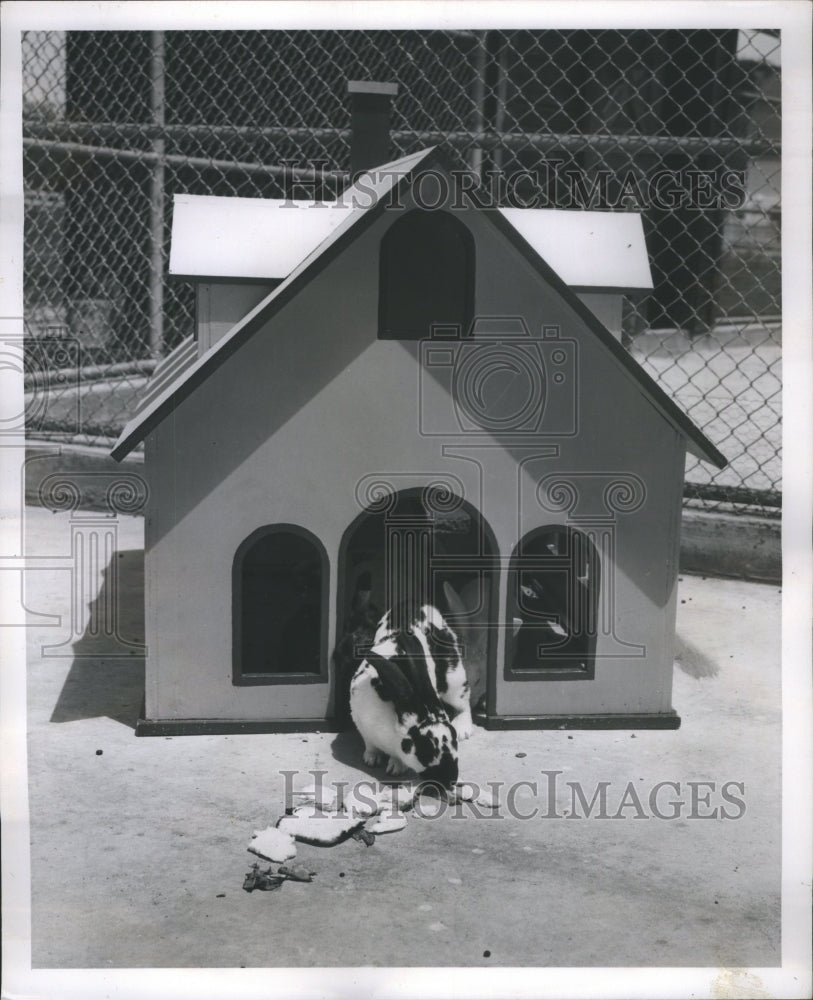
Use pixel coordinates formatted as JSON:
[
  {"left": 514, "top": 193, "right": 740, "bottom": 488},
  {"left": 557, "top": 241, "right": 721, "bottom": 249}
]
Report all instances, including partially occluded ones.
[
  {"left": 169, "top": 195, "right": 354, "bottom": 280},
  {"left": 498, "top": 208, "right": 652, "bottom": 291},
  {"left": 170, "top": 195, "right": 652, "bottom": 291}
]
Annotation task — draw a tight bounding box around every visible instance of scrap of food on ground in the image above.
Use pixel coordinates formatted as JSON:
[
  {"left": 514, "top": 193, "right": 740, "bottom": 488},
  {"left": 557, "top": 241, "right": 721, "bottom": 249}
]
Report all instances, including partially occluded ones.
[{"left": 245, "top": 776, "right": 499, "bottom": 891}]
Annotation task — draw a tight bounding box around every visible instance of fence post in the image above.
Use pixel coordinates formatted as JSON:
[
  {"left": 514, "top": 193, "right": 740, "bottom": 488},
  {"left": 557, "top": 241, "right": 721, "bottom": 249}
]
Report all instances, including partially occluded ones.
[
  {"left": 148, "top": 30, "right": 165, "bottom": 359},
  {"left": 493, "top": 33, "right": 508, "bottom": 176},
  {"left": 470, "top": 31, "right": 487, "bottom": 180}
]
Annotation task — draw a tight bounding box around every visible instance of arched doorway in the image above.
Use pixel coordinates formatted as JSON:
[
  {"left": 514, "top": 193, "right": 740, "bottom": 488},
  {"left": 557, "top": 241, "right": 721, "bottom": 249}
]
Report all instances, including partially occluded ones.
[{"left": 335, "top": 487, "right": 497, "bottom": 721}]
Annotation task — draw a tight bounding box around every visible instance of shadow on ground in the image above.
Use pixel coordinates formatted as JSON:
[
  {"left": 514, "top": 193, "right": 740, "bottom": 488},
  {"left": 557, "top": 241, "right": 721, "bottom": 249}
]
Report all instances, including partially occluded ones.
[
  {"left": 49, "top": 548, "right": 145, "bottom": 729},
  {"left": 674, "top": 630, "right": 720, "bottom": 679},
  {"left": 329, "top": 728, "right": 385, "bottom": 778}
]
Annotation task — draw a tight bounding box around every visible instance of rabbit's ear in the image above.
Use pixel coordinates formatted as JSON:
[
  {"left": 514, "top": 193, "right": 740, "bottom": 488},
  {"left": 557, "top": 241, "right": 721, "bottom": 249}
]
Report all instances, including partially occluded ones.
[
  {"left": 364, "top": 651, "right": 419, "bottom": 714},
  {"left": 444, "top": 577, "right": 493, "bottom": 639},
  {"left": 461, "top": 576, "right": 490, "bottom": 620},
  {"left": 443, "top": 580, "right": 466, "bottom": 621},
  {"left": 443, "top": 579, "right": 475, "bottom": 651},
  {"left": 443, "top": 577, "right": 491, "bottom": 708},
  {"left": 351, "top": 572, "right": 373, "bottom": 611}
]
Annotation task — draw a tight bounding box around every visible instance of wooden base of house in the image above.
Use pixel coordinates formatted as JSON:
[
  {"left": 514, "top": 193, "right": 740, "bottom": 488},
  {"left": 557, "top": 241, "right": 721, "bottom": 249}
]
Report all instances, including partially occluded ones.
[
  {"left": 135, "top": 715, "right": 345, "bottom": 737},
  {"left": 473, "top": 710, "right": 681, "bottom": 731},
  {"left": 135, "top": 709, "right": 680, "bottom": 736}
]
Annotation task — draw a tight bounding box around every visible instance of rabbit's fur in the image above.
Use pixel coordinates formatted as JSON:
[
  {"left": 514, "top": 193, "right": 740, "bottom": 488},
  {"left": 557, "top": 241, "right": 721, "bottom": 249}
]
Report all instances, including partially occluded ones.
[{"left": 348, "top": 600, "right": 473, "bottom": 788}]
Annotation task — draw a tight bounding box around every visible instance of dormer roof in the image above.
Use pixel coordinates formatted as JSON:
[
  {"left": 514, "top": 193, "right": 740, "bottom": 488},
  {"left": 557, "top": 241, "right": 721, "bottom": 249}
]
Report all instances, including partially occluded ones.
[{"left": 112, "top": 147, "right": 724, "bottom": 469}]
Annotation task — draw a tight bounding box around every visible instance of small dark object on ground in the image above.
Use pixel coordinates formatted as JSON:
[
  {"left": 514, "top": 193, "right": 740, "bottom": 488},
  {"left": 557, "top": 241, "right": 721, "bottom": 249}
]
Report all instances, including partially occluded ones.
[
  {"left": 243, "top": 863, "right": 284, "bottom": 893},
  {"left": 515, "top": 752, "right": 526, "bottom": 758},
  {"left": 95, "top": 749, "right": 103, "bottom": 756},
  {"left": 483, "top": 950, "right": 491, "bottom": 958},
  {"left": 216, "top": 893, "right": 226, "bottom": 898},
  {"left": 352, "top": 828, "right": 376, "bottom": 847}
]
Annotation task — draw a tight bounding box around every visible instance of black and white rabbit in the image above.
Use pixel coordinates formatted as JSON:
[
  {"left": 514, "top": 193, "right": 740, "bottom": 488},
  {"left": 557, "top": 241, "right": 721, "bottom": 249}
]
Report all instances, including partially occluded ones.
[{"left": 349, "top": 602, "right": 472, "bottom": 788}]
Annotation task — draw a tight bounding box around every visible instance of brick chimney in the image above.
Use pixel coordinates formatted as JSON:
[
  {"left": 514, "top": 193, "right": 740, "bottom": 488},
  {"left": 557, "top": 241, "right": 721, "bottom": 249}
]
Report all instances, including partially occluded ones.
[{"left": 347, "top": 81, "right": 398, "bottom": 178}]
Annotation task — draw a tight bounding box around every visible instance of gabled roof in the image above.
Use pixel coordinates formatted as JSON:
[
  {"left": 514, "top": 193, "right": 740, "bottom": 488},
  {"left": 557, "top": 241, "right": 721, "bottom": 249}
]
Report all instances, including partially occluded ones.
[
  {"left": 112, "top": 147, "right": 725, "bottom": 468},
  {"left": 170, "top": 196, "right": 653, "bottom": 292}
]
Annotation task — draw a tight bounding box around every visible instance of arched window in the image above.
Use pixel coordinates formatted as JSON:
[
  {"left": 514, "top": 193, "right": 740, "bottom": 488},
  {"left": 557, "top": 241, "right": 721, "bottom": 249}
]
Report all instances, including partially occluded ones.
[
  {"left": 505, "top": 525, "right": 600, "bottom": 681},
  {"left": 233, "top": 525, "right": 328, "bottom": 685},
  {"left": 379, "top": 210, "right": 475, "bottom": 340}
]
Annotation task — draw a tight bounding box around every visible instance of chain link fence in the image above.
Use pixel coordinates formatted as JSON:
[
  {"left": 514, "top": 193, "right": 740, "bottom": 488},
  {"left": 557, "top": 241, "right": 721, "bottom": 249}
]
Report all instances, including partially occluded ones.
[{"left": 22, "top": 28, "right": 781, "bottom": 514}]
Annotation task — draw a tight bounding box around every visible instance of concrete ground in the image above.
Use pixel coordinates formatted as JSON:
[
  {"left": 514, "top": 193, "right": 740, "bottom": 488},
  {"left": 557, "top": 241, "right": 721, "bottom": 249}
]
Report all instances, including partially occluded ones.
[{"left": 22, "top": 505, "right": 781, "bottom": 969}]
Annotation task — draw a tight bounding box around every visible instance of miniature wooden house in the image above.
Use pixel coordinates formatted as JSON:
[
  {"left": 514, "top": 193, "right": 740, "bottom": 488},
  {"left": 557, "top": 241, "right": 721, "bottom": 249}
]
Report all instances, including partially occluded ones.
[{"left": 112, "top": 144, "right": 725, "bottom": 736}]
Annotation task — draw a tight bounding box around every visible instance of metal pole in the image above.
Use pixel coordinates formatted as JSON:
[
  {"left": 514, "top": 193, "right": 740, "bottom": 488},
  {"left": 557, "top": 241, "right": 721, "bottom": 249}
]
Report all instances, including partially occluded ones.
[
  {"left": 21, "top": 119, "right": 782, "bottom": 158},
  {"left": 148, "top": 31, "right": 165, "bottom": 359},
  {"left": 493, "top": 35, "right": 508, "bottom": 176},
  {"left": 22, "top": 138, "right": 349, "bottom": 180},
  {"left": 23, "top": 120, "right": 354, "bottom": 146},
  {"left": 22, "top": 130, "right": 780, "bottom": 162},
  {"left": 470, "top": 31, "right": 487, "bottom": 179}
]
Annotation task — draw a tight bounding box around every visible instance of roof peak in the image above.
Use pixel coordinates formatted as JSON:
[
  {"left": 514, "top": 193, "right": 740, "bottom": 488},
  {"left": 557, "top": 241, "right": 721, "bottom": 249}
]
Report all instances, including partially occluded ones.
[{"left": 114, "top": 149, "right": 724, "bottom": 470}]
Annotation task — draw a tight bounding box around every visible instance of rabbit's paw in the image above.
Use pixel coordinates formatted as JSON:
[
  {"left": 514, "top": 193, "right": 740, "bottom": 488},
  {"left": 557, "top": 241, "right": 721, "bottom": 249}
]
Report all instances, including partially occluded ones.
[
  {"left": 386, "top": 756, "right": 409, "bottom": 776},
  {"left": 363, "top": 746, "right": 386, "bottom": 767},
  {"left": 452, "top": 709, "right": 474, "bottom": 741}
]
